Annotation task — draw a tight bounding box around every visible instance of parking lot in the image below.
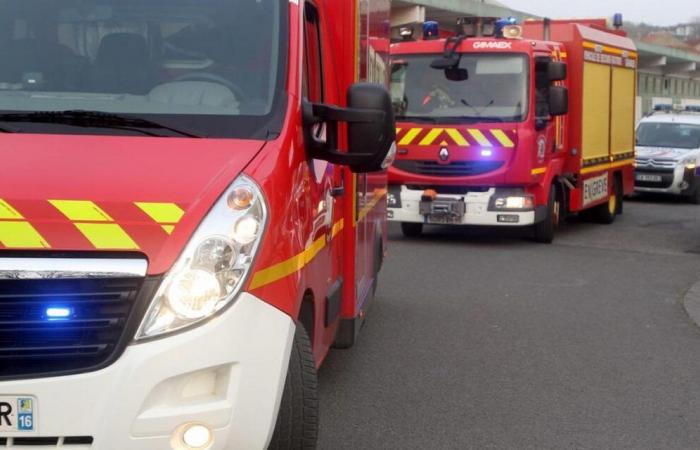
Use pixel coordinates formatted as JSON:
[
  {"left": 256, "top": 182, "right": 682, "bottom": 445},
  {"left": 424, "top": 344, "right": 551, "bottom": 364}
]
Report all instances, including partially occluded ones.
[{"left": 319, "top": 197, "right": 700, "bottom": 449}]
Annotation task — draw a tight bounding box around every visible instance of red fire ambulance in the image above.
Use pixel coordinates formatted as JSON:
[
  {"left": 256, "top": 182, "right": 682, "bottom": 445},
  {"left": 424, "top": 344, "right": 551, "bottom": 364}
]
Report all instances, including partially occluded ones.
[
  {"left": 389, "top": 17, "right": 636, "bottom": 242},
  {"left": 0, "top": 0, "right": 394, "bottom": 448}
]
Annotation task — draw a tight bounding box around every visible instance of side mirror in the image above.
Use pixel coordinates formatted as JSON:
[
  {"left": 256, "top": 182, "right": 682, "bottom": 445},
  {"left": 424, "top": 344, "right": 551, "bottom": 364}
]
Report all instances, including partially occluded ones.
[
  {"left": 430, "top": 56, "right": 460, "bottom": 70},
  {"left": 303, "top": 83, "right": 396, "bottom": 173},
  {"left": 549, "top": 86, "right": 568, "bottom": 116},
  {"left": 548, "top": 61, "right": 567, "bottom": 82},
  {"left": 347, "top": 83, "right": 396, "bottom": 172},
  {"left": 445, "top": 67, "right": 469, "bottom": 82}
]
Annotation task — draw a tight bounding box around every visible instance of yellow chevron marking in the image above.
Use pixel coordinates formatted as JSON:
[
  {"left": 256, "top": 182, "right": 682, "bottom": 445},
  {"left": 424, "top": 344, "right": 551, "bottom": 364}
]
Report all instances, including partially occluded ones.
[
  {"left": 331, "top": 219, "right": 344, "bottom": 239},
  {"left": 468, "top": 129, "right": 492, "bottom": 147},
  {"left": 50, "top": 200, "right": 113, "bottom": 222},
  {"left": 395, "top": 127, "right": 402, "bottom": 134},
  {"left": 419, "top": 128, "right": 444, "bottom": 146},
  {"left": 399, "top": 128, "right": 421, "bottom": 146},
  {"left": 161, "top": 225, "right": 176, "bottom": 235},
  {"left": 446, "top": 129, "right": 469, "bottom": 146},
  {"left": 0, "top": 199, "right": 23, "bottom": 219},
  {"left": 135, "top": 202, "right": 184, "bottom": 224},
  {"left": 249, "top": 236, "right": 326, "bottom": 290},
  {"left": 74, "top": 223, "right": 139, "bottom": 249},
  {"left": 0, "top": 222, "right": 50, "bottom": 249},
  {"left": 490, "top": 129, "right": 515, "bottom": 148},
  {"left": 531, "top": 167, "right": 547, "bottom": 175}
]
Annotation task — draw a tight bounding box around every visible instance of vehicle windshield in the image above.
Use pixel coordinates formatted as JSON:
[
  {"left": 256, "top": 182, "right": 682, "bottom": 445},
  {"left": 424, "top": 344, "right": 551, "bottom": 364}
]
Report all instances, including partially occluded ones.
[
  {"left": 637, "top": 122, "right": 700, "bottom": 150},
  {"left": 391, "top": 53, "right": 529, "bottom": 123},
  {"left": 0, "top": 0, "right": 286, "bottom": 138}
]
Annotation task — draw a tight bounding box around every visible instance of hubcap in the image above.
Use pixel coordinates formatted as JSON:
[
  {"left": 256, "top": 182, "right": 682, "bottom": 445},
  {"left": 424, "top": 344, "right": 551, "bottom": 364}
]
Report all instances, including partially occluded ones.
[{"left": 608, "top": 193, "right": 617, "bottom": 215}]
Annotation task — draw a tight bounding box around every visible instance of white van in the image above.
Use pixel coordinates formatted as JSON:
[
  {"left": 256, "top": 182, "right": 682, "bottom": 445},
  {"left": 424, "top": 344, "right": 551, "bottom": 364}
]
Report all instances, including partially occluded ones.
[{"left": 635, "top": 106, "right": 700, "bottom": 202}]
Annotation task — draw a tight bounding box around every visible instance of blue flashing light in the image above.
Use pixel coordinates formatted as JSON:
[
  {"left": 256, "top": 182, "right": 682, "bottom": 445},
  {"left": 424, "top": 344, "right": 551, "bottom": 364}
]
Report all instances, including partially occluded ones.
[
  {"left": 613, "top": 13, "right": 623, "bottom": 29},
  {"left": 46, "top": 307, "right": 72, "bottom": 320},
  {"left": 495, "top": 17, "right": 519, "bottom": 37},
  {"left": 481, "top": 149, "right": 493, "bottom": 157},
  {"left": 422, "top": 21, "right": 439, "bottom": 40}
]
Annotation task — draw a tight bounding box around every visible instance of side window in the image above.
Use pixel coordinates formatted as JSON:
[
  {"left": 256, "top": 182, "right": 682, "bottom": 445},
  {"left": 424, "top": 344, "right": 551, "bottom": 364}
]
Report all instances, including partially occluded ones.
[{"left": 303, "top": 4, "right": 324, "bottom": 103}]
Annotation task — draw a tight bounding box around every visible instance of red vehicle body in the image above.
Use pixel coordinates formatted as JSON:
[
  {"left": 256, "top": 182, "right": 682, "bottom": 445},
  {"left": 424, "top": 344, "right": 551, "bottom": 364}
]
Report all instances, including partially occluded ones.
[
  {"left": 388, "top": 18, "right": 637, "bottom": 242},
  {"left": 0, "top": 0, "right": 393, "bottom": 448}
]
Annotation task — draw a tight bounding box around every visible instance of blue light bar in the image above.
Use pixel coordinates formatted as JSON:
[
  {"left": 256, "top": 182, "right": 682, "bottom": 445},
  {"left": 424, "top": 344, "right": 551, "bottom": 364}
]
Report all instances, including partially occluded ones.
[
  {"left": 423, "top": 21, "right": 439, "bottom": 40},
  {"left": 46, "top": 307, "right": 72, "bottom": 319}
]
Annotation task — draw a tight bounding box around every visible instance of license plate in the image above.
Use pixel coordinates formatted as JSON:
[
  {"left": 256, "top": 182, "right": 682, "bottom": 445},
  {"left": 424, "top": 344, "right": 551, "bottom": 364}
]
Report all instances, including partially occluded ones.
[
  {"left": 0, "top": 396, "right": 36, "bottom": 433},
  {"left": 427, "top": 214, "right": 463, "bottom": 225},
  {"left": 636, "top": 173, "right": 662, "bottom": 182}
]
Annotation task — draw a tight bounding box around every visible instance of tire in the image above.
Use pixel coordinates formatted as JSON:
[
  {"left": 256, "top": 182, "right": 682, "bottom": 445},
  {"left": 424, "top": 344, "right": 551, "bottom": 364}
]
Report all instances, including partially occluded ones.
[
  {"left": 590, "top": 176, "right": 620, "bottom": 224},
  {"left": 269, "top": 326, "right": 318, "bottom": 450},
  {"left": 685, "top": 182, "right": 700, "bottom": 204},
  {"left": 400, "top": 222, "right": 423, "bottom": 237},
  {"left": 533, "top": 187, "right": 557, "bottom": 244}
]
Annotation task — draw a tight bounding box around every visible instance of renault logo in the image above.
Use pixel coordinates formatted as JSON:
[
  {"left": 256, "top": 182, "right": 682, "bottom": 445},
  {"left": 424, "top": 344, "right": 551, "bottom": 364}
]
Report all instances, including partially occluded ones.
[{"left": 439, "top": 147, "right": 449, "bottom": 161}]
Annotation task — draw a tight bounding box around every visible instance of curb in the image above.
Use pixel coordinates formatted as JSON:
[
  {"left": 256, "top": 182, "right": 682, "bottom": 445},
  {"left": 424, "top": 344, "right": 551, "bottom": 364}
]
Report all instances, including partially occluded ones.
[{"left": 683, "top": 280, "right": 700, "bottom": 328}]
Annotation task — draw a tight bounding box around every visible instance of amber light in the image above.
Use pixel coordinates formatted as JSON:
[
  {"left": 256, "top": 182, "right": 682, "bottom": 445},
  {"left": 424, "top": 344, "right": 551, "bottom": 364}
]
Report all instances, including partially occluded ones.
[{"left": 227, "top": 186, "right": 254, "bottom": 211}]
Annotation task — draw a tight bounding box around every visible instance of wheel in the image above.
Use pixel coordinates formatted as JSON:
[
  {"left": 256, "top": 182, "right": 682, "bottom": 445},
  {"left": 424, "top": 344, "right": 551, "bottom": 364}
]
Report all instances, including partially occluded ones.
[
  {"left": 269, "top": 326, "right": 318, "bottom": 450},
  {"left": 590, "top": 176, "right": 620, "bottom": 224},
  {"left": 400, "top": 222, "right": 423, "bottom": 237},
  {"left": 533, "top": 187, "right": 557, "bottom": 244},
  {"left": 685, "top": 181, "right": 700, "bottom": 204}
]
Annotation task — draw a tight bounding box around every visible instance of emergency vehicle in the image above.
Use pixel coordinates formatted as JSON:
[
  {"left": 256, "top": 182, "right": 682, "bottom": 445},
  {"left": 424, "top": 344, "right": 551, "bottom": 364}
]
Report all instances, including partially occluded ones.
[
  {"left": 389, "top": 16, "right": 637, "bottom": 242},
  {"left": 0, "top": 0, "right": 394, "bottom": 448},
  {"left": 635, "top": 105, "right": 700, "bottom": 202}
]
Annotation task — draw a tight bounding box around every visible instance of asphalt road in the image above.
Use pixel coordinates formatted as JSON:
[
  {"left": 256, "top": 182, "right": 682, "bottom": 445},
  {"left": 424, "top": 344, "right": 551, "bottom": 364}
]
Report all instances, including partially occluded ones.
[{"left": 318, "top": 195, "right": 700, "bottom": 450}]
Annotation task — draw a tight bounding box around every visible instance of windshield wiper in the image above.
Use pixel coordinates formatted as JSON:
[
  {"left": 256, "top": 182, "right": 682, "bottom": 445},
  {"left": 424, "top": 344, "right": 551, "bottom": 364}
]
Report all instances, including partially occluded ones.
[{"left": 0, "top": 110, "right": 201, "bottom": 138}]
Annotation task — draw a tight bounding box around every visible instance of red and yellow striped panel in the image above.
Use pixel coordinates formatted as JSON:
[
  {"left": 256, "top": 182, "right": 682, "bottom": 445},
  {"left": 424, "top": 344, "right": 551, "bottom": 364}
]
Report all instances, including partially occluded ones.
[
  {"left": 395, "top": 127, "right": 517, "bottom": 148},
  {"left": 0, "top": 198, "right": 185, "bottom": 251}
]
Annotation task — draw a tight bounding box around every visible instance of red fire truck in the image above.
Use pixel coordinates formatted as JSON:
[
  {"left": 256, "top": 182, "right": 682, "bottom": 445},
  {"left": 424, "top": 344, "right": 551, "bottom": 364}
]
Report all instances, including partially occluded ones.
[
  {"left": 0, "top": 0, "right": 393, "bottom": 448},
  {"left": 389, "top": 17, "right": 636, "bottom": 242}
]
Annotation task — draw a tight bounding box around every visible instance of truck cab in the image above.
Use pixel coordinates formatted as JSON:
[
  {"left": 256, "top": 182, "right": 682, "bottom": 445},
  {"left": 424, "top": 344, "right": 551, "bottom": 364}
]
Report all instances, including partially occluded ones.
[
  {"left": 389, "top": 17, "right": 637, "bottom": 242},
  {"left": 635, "top": 106, "right": 700, "bottom": 202},
  {"left": 0, "top": 0, "right": 394, "bottom": 448}
]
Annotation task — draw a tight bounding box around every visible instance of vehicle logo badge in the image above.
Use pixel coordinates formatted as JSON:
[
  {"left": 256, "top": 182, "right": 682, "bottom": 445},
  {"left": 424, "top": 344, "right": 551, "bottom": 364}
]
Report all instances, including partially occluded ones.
[{"left": 439, "top": 147, "right": 449, "bottom": 161}]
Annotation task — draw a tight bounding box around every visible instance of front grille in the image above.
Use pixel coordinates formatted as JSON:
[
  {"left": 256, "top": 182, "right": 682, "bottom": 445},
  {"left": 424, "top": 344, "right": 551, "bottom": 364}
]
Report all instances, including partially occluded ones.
[
  {"left": 394, "top": 160, "right": 503, "bottom": 177},
  {"left": 635, "top": 168, "right": 675, "bottom": 189},
  {"left": 635, "top": 158, "right": 676, "bottom": 169},
  {"left": 0, "top": 436, "right": 93, "bottom": 447},
  {"left": 0, "top": 277, "right": 143, "bottom": 379}
]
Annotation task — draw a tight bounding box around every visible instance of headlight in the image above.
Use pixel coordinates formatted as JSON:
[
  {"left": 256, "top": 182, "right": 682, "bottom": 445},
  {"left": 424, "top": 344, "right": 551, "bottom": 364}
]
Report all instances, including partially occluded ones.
[
  {"left": 682, "top": 158, "right": 697, "bottom": 170},
  {"left": 135, "top": 175, "right": 267, "bottom": 340},
  {"left": 494, "top": 195, "right": 533, "bottom": 210}
]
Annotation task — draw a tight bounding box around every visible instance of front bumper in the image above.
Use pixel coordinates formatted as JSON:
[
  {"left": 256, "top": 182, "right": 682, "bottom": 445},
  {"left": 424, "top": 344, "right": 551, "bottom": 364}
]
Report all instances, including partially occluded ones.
[
  {"left": 0, "top": 292, "right": 295, "bottom": 450},
  {"left": 387, "top": 185, "right": 537, "bottom": 226},
  {"left": 634, "top": 165, "right": 697, "bottom": 195}
]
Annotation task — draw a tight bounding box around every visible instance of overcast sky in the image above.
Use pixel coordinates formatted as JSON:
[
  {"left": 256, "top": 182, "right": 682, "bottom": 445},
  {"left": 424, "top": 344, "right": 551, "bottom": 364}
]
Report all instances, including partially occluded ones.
[{"left": 502, "top": 0, "right": 698, "bottom": 26}]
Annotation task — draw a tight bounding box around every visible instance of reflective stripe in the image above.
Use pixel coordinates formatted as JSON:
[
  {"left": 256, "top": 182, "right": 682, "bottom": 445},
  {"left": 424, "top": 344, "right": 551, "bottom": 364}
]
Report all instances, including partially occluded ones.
[
  {"left": 399, "top": 128, "right": 421, "bottom": 146},
  {"left": 50, "top": 200, "right": 113, "bottom": 222},
  {"left": 135, "top": 202, "right": 184, "bottom": 224},
  {"left": 490, "top": 129, "right": 515, "bottom": 148},
  {"left": 331, "top": 219, "right": 344, "bottom": 239},
  {"left": 446, "top": 128, "right": 469, "bottom": 146},
  {"left": 468, "top": 129, "right": 492, "bottom": 147},
  {"left": 357, "top": 188, "right": 387, "bottom": 222},
  {"left": 249, "top": 236, "right": 326, "bottom": 290},
  {"left": 0, "top": 222, "right": 50, "bottom": 249},
  {"left": 74, "top": 223, "right": 139, "bottom": 250},
  {"left": 531, "top": 167, "right": 547, "bottom": 175},
  {"left": 0, "top": 199, "right": 23, "bottom": 219},
  {"left": 161, "top": 225, "right": 175, "bottom": 235},
  {"left": 395, "top": 127, "right": 401, "bottom": 134},
  {"left": 419, "top": 128, "right": 444, "bottom": 146}
]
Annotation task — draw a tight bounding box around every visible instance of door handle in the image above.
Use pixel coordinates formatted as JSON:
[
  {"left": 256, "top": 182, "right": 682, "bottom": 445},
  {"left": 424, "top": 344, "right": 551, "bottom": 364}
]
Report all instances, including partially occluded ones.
[{"left": 331, "top": 180, "right": 344, "bottom": 197}]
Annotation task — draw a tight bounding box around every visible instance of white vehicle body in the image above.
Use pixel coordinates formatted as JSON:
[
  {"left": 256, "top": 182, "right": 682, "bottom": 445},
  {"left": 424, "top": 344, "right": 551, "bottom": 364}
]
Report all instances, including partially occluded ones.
[{"left": 635, "top": 112, "right": 700, "bottom": 197}]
